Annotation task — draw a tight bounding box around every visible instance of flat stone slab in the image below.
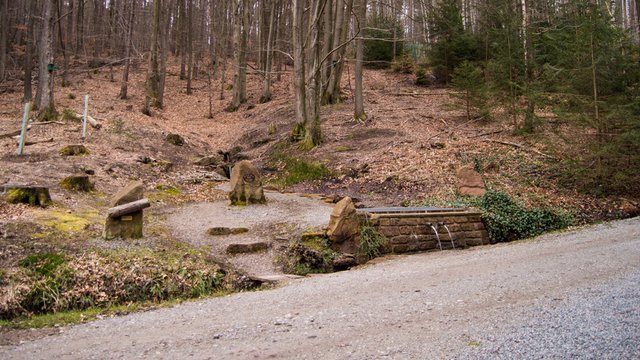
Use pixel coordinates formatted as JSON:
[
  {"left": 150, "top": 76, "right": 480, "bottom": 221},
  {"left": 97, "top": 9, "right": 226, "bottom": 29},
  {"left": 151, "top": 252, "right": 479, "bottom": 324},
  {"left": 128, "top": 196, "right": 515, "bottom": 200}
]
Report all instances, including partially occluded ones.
[
  {"left": 226, "top": 242, "right": 269, "bottom": 254},
  {"left": 249, "top": 274, "right": 304, "bottom": 283}
]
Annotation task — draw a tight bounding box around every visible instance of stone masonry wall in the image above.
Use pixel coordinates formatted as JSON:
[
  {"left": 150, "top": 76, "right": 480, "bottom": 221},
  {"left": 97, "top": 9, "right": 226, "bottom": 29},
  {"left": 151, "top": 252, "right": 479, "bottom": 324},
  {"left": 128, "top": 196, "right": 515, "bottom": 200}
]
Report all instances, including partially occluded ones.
[{"left": 363, "top": 212, "right": 490, "bottom": 254}]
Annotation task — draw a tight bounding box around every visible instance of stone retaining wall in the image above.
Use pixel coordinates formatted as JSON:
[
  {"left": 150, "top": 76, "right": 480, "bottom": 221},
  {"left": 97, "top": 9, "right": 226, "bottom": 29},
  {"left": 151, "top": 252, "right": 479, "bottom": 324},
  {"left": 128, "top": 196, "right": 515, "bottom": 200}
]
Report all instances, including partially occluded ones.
[{"left": 362, "top": 211, "right": 490, "bottom": 254}]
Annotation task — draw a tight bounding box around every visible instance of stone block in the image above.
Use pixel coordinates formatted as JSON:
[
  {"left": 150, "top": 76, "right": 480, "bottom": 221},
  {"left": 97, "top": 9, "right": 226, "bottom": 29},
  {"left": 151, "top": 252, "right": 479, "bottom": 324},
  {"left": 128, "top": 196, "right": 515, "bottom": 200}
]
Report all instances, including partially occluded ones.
[
  {"left": 379, "top": 226, "right": 400, "bottom": 237},
  {"left": 418, "top": 241, "right": 436, "bottom": 251},
  {"left": 398, "top": 218, "right": 418, "bottom": 226},
  {"left": 392, "top": 244, "right": 408, "bottom": 253},
  {"left": 103, "top": 211, "right": 143, "bottom": 239},
  {"left": 399, "top": 226, "right": 413, "bottom": 235},
  {"left": 392, "top": 235, "right": 411, "bottom": 244},
  {"left": 461, "top": 223, "right": 476, "bottom": 231},
  {"left": 465, "top": 230, "right": 486, "bottom": 239}
]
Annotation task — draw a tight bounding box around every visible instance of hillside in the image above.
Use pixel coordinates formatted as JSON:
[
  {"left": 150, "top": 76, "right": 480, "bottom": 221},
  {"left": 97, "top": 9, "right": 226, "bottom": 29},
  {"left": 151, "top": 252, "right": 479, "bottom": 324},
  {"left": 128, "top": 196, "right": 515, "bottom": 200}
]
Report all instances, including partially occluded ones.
[{"left": 1, "top": 59, "right": 639, "bottom": 222}]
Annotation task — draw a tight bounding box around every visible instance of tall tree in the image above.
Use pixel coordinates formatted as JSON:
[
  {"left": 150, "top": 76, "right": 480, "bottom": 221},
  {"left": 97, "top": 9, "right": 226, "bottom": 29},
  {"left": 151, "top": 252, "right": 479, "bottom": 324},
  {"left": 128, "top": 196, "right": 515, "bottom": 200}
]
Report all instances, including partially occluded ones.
[
  {"left": 143, "top": 0, "right": 165, "bottom": 115},
  {"left": 354, "top": 0, "right": 368, "bottom": 122},
  {"left": 228, "top": 0, "right": 249, "bottom": 111},
  {"left": 119, "top": 0, "right": 136, "bottom": 99},
  {"left": 0, "top": 0, "right": 8, "bottom": 82},
  {"left": 35, "top": 0, "right": 57, "bottom": 120}
]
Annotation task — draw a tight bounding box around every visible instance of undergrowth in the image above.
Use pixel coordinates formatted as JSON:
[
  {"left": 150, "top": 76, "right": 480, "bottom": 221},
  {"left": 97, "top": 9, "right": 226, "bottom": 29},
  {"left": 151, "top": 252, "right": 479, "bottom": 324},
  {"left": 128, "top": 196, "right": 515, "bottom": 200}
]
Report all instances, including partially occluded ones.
[
  {"left": 1, "top": 249, "right": 226, "bottom": 320},
  {"left": 268, "top": 151, "right": 331, "bottom": 187},
  {"left": 358, "top": 222, "right": 388, "bottom": 260},
  {"left": 461, "top": 190, "right": 574, "bottom": 243}
]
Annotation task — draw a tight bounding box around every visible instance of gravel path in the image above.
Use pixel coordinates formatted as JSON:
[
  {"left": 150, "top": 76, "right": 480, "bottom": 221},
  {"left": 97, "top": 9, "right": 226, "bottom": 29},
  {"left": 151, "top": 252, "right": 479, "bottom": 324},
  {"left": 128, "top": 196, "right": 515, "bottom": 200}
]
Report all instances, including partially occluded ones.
[
  {"left": 166, "top": 190, "right": 333, "bottom": 276},
  {"left": 2, "top": 217, "right": 639, "bottom": 359}
]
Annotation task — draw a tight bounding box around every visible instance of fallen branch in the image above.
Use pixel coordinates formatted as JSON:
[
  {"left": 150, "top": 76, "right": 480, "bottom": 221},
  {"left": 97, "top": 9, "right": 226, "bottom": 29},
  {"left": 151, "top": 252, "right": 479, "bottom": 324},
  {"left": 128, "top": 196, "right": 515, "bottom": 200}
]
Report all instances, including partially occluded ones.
[
  {"left": 0, "top": 125, "right": 31, "bottom": 139},
  {"left": 427, "top": 116, "right": 483, "bottom": 141},
  {"left": 21, "top": 137, "right": 55, "bottom": 146},
  {"left": 75, "top": 113, "right": 102, "bottom": 129},
  {"left": 468, "top": 129, "right": 505, "bottom": 138},
  {"left": 30, "top": 121, "right": 65, "bottom": 125},
  {"left": 482, "top": 139, "right": 556, "bottom": 159}
]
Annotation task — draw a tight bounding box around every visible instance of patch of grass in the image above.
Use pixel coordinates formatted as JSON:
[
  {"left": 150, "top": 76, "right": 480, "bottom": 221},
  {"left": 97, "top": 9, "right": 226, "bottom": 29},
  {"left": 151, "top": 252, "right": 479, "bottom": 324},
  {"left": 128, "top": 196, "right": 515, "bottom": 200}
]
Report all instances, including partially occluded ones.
[
  {"left": 358, "top": 222, "right": 388, "bottom": 260},
  {"left": 148, "top": 184, "right": 182, "bottom": 203},
  {"left": 271, "top": 155, "right": 331, "bottom": 186},
  {"left": 60, "top": 109, "right": 80, "bottom": 122},
  {"left": 335, "top": 146, "right": 352, "bottom": 152},
  {"left": 18, "top": 253, "right": 66, "bottom": 277},
  {"left": 13, "top": 307, "right": 103, "bottom": 328}
]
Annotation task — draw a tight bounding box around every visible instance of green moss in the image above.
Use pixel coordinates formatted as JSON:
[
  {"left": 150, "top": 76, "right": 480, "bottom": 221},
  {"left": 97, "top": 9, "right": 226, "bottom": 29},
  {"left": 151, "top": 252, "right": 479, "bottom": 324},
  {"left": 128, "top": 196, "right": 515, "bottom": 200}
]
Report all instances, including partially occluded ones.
[
  {"left": 335, "top": 146, "right": 353, "bottom": 152},
  {"left": 149, "top": 184, "right": 182, "bottom": 203},
  {"left": 4, "top": 188, "right": 51, "bottom": 206},
  {"left": 59, "top": 145, "right": 90, "bottom": 156},
  {"left": 59, "top": 176, "right": 94, "bottom": 192}
]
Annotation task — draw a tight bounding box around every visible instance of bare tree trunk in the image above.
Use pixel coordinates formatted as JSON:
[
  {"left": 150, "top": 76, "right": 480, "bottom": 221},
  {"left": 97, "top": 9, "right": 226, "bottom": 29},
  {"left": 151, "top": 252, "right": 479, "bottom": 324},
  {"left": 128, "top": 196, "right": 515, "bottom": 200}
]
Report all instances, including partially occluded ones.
[
  {"left": 36, "top": 0, "right": 57, "bottom": 121},
  {"left": 55, "top": 0, "right": 71, "bottom": 87},
  {"left": 228, "top": 0, "right": 248, "bottom": 111},
  {"left": 119, "top": 0, "right": 135, "bottom": 99},
  {"left": 354, "top": 0, "right": 367, "bottom": 122},
  {"left": 143, "top": 0, "right": 163, "bottom": 115},
  {"left": 260, "top": 0, "right": 277, "bottom": 103},
  {"left": 324, "top": 0, "right": 353, "bottom": 105},
  {"left": 291, "top": 0, "right": 308, "bottom": 140},
  {"left": 0, "top": 0, "right": 8, "bottom": 82},
  {"left": 186, "top": 0, "right": 193, "bottom": 94},
  {"left": 220, "top": 0, "right": 230, "bottom": 100},
  {"left": 179, "top": 0, "right": 187, "bottom": 79},
  {"left": 24, "top": 0, "right": 36, "bottom": 102}
]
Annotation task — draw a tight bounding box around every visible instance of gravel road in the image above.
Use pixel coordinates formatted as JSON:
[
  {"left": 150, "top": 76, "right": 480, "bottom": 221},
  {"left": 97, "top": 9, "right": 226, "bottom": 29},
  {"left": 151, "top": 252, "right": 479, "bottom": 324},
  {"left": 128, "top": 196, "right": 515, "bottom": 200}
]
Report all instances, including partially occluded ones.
[{"left": 2, "top": 217, "right": 639, "bottom": 359}]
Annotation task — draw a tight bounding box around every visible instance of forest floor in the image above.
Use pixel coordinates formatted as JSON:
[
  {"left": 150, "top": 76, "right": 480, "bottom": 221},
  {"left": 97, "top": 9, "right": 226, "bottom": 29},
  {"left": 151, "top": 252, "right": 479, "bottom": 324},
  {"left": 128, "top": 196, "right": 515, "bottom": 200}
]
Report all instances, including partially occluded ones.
[{"left": 0, "top": 58, "right": 639, "bottom": 326}]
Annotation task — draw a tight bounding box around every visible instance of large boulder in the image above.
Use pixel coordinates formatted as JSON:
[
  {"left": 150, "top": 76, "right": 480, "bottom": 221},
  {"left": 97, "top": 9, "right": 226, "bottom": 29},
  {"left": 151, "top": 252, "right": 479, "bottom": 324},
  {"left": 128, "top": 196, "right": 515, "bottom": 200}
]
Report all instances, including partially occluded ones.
[
  {"left": 104, "top": 180, "right": 145, "bottom": 239},
  {"left": 229, "top": 160, "right": 266, "bottom": 205},
  {"left": 326, "top": 197, "right": 360, "bottom": 254},
  {"left": 457, "top": 165, "right": 486, "bottom": 196}
]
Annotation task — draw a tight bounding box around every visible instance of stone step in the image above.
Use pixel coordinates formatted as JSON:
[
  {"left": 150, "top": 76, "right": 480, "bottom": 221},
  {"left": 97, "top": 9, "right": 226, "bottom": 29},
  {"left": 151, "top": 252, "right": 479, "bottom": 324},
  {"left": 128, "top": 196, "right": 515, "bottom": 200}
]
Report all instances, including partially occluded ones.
[{"left": 226, "top": 242, "right": 270, "bottom": 254}]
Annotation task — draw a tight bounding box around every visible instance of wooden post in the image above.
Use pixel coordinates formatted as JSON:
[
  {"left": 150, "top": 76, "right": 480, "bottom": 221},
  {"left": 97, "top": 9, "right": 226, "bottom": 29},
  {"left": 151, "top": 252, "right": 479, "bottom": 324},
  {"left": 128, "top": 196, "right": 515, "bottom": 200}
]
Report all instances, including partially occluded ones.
[
  {"left": 17, "top": 102, "right": 31, "bottom": 155},
  {"left": 82, "top": 95, "right": 89, "bottom": 138}
]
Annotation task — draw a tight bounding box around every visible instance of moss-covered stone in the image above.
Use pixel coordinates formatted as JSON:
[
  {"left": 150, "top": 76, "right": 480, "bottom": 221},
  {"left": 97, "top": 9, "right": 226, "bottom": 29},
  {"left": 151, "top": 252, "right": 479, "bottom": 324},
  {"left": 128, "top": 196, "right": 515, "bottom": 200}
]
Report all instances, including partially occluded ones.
[
  {"left": 166, "top": 133, "right": 184, "bottom": 146},
  {"left": 59, "top": 145, "right": 90, "bottom": 156},
  {"left": 59, "top": 175, "right": 94, "bottom": 192}
]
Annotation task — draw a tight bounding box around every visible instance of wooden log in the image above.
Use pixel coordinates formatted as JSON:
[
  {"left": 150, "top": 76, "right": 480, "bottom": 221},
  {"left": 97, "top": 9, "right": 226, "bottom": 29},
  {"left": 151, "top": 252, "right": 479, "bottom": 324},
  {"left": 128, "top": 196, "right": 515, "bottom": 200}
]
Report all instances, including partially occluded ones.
[
  {"left": 107, "top": 198, "right": 150, "bottom": 218},
  {"left": 0, "top": 125, "right": 31, "bottom": 139},
  {"left": 74, "top": 113, "right": 102, "bottom": 129}
]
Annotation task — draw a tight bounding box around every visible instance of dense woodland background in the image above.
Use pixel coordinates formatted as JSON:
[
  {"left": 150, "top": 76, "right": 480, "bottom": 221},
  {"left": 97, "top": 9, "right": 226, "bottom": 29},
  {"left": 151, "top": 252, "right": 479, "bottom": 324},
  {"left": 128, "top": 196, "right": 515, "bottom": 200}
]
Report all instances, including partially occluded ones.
[{"left": 0, "top": 0, "right": 639, "bottom": 194}]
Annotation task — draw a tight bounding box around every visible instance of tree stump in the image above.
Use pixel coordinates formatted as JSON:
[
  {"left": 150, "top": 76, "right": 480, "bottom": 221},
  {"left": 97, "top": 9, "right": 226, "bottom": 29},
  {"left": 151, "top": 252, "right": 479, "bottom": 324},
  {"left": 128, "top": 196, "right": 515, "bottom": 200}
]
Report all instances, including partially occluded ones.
[
  {"left": 59, "top": 175, "right": 94, "bottom": 192},
  {"left": 2, "top": 184, "right": 51, "bottom": 206}
]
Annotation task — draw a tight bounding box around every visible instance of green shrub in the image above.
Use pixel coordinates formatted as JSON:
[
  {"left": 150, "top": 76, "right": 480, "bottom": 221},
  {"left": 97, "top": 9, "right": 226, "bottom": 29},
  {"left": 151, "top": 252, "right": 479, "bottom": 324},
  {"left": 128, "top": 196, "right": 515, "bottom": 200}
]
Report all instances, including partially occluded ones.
[
  {"left": 358, "top": 223, "right": 388, "bottom": 260},
  {"left": 473, "top": 191, "right": 574, "bottom": 243}
]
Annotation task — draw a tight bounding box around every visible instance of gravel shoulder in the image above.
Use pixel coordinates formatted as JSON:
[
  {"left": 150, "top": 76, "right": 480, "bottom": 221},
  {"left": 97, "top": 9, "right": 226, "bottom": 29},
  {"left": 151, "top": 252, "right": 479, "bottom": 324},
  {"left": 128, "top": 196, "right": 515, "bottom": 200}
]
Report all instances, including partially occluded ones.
[{"left": 2, "top": 217, "right": 639, "bottom": 359}]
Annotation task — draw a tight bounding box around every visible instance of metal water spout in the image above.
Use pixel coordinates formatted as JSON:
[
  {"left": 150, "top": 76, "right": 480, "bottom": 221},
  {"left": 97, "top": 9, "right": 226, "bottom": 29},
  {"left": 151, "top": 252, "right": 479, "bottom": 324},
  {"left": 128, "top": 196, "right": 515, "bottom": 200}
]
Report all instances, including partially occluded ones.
[
  {"left": 427, "top": 222, "right": 443, "bottom": 251},
  {"left": 439, "top": 222, "right": 455, "bottom": 249}
]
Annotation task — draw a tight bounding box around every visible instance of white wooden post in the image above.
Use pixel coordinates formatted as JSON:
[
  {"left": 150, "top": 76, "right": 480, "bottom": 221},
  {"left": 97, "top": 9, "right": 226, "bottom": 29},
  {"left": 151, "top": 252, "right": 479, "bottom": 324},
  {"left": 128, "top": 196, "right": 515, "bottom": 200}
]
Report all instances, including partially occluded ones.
[
  {"left": 82, "top": 95, "right": 89, "bottom": 138},
  {"left": 17, "top": 102, "right": 31, "bottom": 155}
]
